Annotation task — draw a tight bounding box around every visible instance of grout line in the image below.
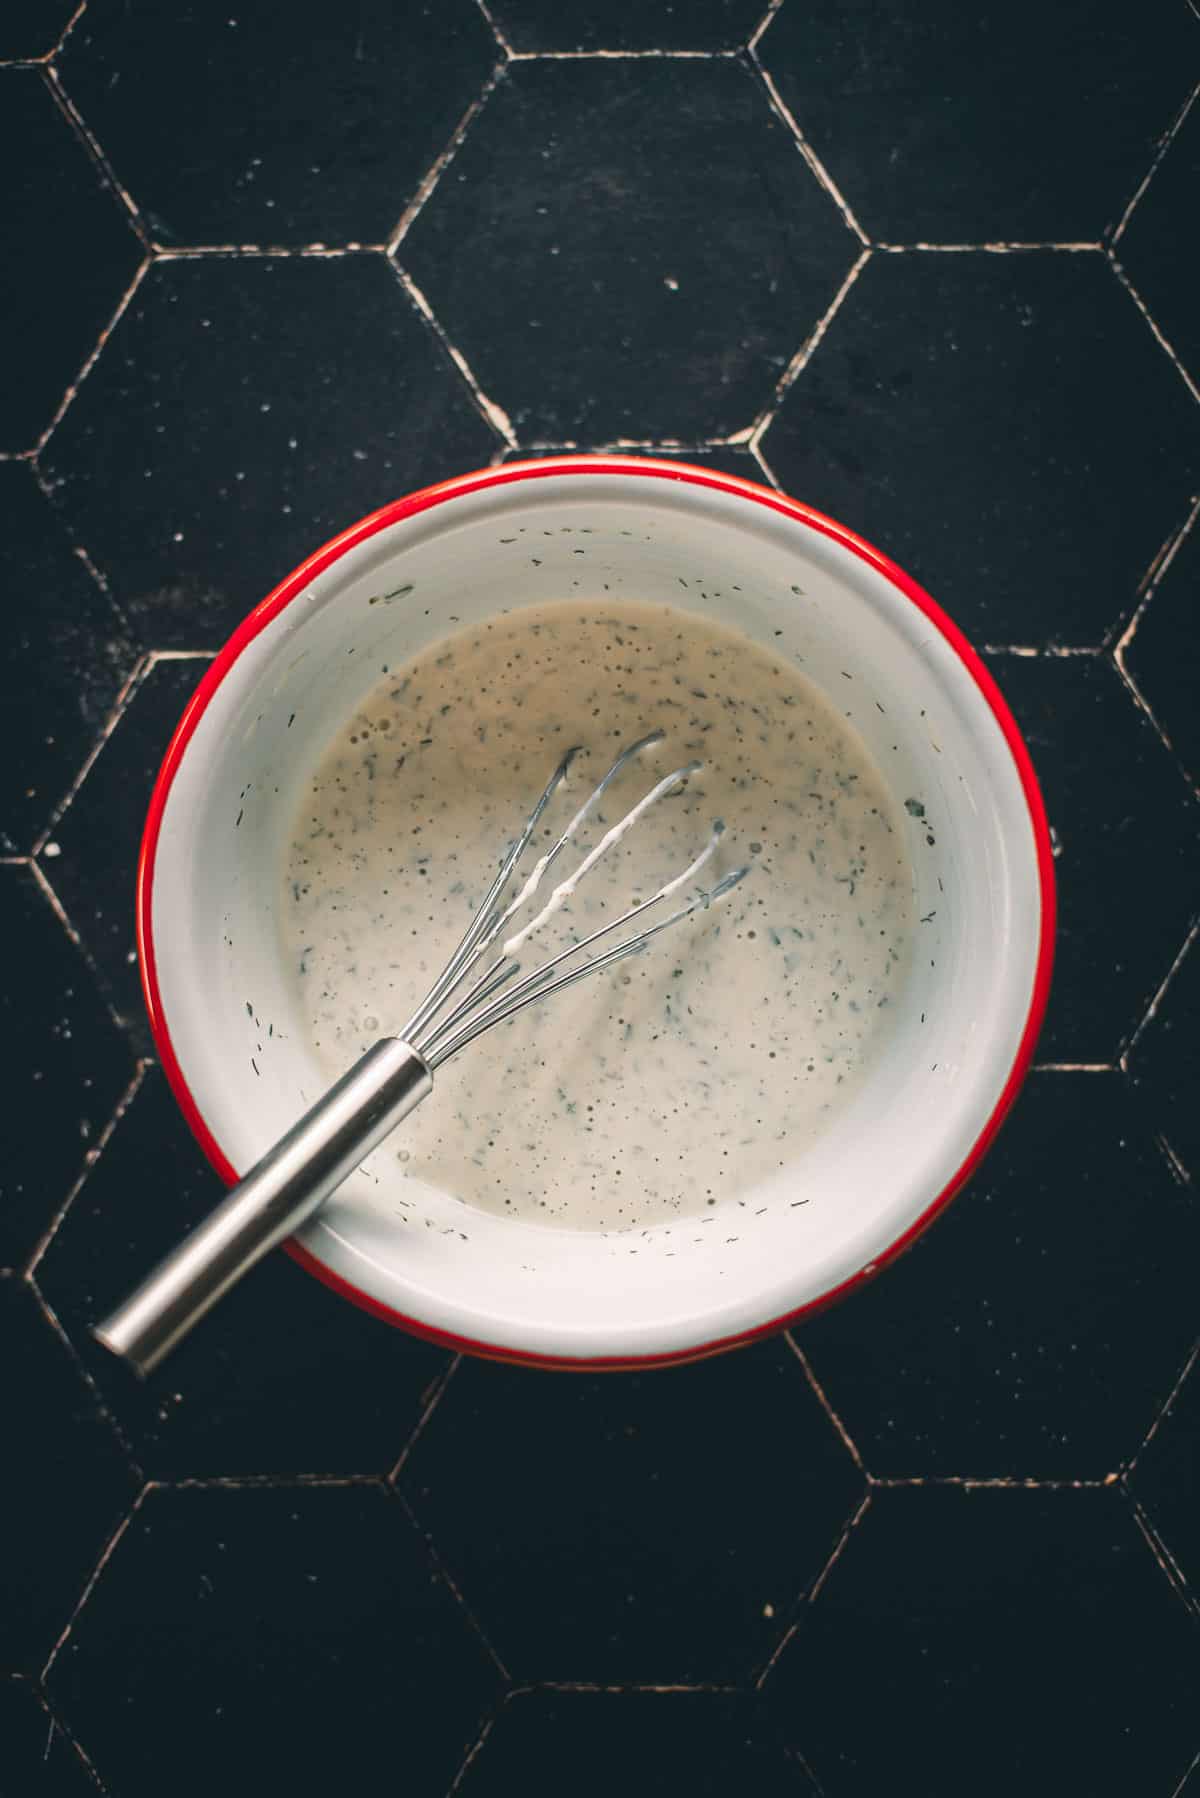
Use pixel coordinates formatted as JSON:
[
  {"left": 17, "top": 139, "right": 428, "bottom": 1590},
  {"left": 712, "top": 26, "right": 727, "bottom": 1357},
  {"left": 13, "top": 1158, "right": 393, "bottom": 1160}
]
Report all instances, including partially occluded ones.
[
  {"left": 1120, "top": 919, "right": 1197, "bottom": 1068},
  {"left": 389, "top": 262, "right": 516, "bottom": 444},
  {"left": 145, "top": 648, "right": 217, "bottom": 665},
  {"left": 389, "top": 1354, "right": 462, "bottom": 1481},
  {"left": 750, "top": 436, "right": 782, "bottom": 488},
  {"left": 1156, "top": 1135, "right": 1192, "bottom": 1187},
  {"left": 1128, "top": 1491, "right": 1199, "bottom": 1619},
  {"left": 1111, "top": 655, "right": 1196, "bottom": 795},
  {"left": 31, "top": 1681, "right": 110, "bottom": 1795},
  {"left": 31, "top": 652, "right": 151, "bottom": 854},
  {"left": 755, "top": 1489, "right": 872, "bottom": 1689},
  {"left": 446, "top": 1698, "right": 504, "bottom": 1795},
  {"left": 786, "top": 1335, "right": 865, "bottom": 1472},
  {"left": 1110, "top": 78, "right": 1200, "bottom": 247},
  {"left": 473, "top": 0, "right": 514, "bottom": 57},
  {"left": 388, "top": 63, "right": 506, "bottom": 254},
  {"left": 25, "top": 1060, "right": 149, "bottom": 1277},
  {"left": 1111, "top": 493, "right": 1200, "bottom": 782},
  {"left": 1132, "top": 1338, "right": 1199, "bottom": 1467},
  {"left": 536, "top": 1680, "right": 744, "bottom": 1695},
  {"left": 393, "top": 1484, "right": 512, "bottom": 1680},
  {"left": 42, "top": 1485, "right": 149, "bottom": 1680},
  {"left": 875, "top": 241, "right": 1102, "bottom": 254},
  {"left": 747, "top": 0, "right": 787, "bottom": 52},
  {"left": 52, "top": 0, "right": 90, "bottom": 59},
  {"left": 26, "top": 859, "right": 130, "bottom": 1040},
  {"left": 41, "top": 63, "right": 151, "bottom": 247},
  {"left": 153, "top": 242, "right": 385, "bottom": 259},
  {"left": 868, "top": 1473, "right": 1119, "bottom": 1490},
  {"left": 159, "top": 1472, "right": 388, "bottom": 1490},
  {"left": 34, "top": 255, "right": 152, "bottom": 457},
  {"left": 748, "top": 49, "right": 868, "bottom": 244},
  {"left": 1107, "top": 251, "right": 1200, "bottom": 405},
  {"left": 506, "top": 47, "right": 741, "bottom": 60},
  {"left": 1169, "top": 1745, "right": 1200, "bottom": 1798},
  {"left": 1032, "top": 1061, "right": 1113, "bottom": 1073},
  {"left": 32, "top": 1278, "right": 146, "bottom": 1476},
  {"left": 750, "top": 247, "right": 871, "bottom": 440},
  {"left": 982, "top": 643, "right": 1101, "bottom": 657}
]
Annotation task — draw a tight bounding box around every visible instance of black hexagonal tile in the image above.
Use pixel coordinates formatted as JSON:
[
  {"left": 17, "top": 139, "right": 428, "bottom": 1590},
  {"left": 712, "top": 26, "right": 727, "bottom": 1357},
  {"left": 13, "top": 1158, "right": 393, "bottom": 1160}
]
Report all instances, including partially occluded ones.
[
  {"left": 58, "top": 0, "right": 497, "bottom": 248},
  {"left": 40, "top": 255, "right": 499, "bottom": 650},
  {"left": 487, "top": 0, "right": 765, "bottom": 52},
  {"left": 758, "top": 0, "right": 1198, "bottom": 244},
  {"left": 0, "top": 1, "right": 77, "bottom": 59},
  {"left": 0, "top": 68, "right": 142, "bottom": 453},
  {"left": 762, "top": 252, "right": 1200, "bottom": 646},
  {"left": 37, "top": 1068, "right": 450, "bottom": 1478},
  {"left": 399, "top": 1340, "right": 862, "bottom": 1683},
  {"left": 1125, "top": 514, "right": 1200, "bottom": 794},
  {"left": 401, "top": 58, "right": 858, "bottom": 442},
  {"left": 987, "top": 654, "right": 1200, "bottom": 1062},
  {"left": 47, "top": 1484, "right": 498, "bottom": 1798},
  {"left": 40, "top": 657, "right": 205, "bottom": 1050},
  {"left": 0, "top": 1680, "right": 97, "bottom": 1796},
  {"left": 1134, "top": 1352, "right": 1200, "bottom": 1605},
  {"left": 795, "top": 1072, "right": 1199, "bottom": 1479},
  {"left": 1118, "top": 101, "right": 1200, "bottom": 392},
  {"left": 1128, "top": 929, "right": 1200, "bottom": 1184},
  {"left": 770, "top": 1487, "right": 1199, "bottom": 1797},
  {"left": 460, "top": 1690, "right": 813, "bottom": 1798},
  {"left": 1, "top": 1279, "right": 136, "bottom": 1672},
  {"left": 0, "top": 463, "right": 136, "bottom": 854},
  {"left": 1, "top": 866, "right": 134, "bottom": 1271}
]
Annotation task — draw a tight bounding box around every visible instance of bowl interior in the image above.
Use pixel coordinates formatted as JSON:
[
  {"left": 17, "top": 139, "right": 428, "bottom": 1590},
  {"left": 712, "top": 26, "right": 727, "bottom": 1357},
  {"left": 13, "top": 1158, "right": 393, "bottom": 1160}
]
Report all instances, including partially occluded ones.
[{"left": 147, "top": 465, "right": 1045, "bottom": 1360}]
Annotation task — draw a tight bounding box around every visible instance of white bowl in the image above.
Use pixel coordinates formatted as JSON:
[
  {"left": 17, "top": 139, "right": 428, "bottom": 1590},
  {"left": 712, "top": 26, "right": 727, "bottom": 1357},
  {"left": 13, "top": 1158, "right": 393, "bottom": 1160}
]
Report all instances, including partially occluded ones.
[{"left": 139, "top": 458, "right": 1054, "bottom": 1367}]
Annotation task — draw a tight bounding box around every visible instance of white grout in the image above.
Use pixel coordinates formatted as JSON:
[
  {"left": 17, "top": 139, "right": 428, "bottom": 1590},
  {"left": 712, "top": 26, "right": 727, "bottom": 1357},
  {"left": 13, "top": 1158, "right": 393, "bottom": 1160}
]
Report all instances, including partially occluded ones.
[
  {"left": 33, "top": 254, "right": 151, "bottom": 458},
  {"left": 26, "top": 1060, "right": 149, "bottom": 1277},
  {"left": 30, "top": 653, "right": 151, "bottom": 855},
  {"left": 1110, "top": 79, "right": 1200, "bottom": 247},
  {"left": 387, "top": 63, "right": 507, "bottom": 254},
  {"left": 748, "top": 48, "right": 869, "bottom": 244},
  {"left": 42, "top": 62, "right": 150, "bottom": 246},
  {"left": 747, "top": 0, "right": 788, "bottom": 53},
  {"left": 473, "top": 0, "right": 514, "bottom": 57},
  {"left": 1132, "top": 1338, "right": 1199, "bottom": 1464},
  {"left": 750, "top": 247, "right": 871, "bottom": 438},
  {"left": 1121, "top": 920, "right": 1197, "bottom": 1069},
  {"left": 1108, "top": 251, "right": 1200, "bottom": 406},
  {"left": 876, "top": 241, "right": 1102, "bottom": 254},
  {"left": 786, "top": 1334, "right": 865, "bottom": 1471},
  {"left": 41, "top": 1486, "right": 149, "bottom": 1679},
  {"left": 390, "top": 263, "right": 517, "bottom": 445},
  {"left": 154, "top": 242, "right": 385, "bottom": 259},
  {"left": 506, "top": 47, "right": 741, "bottom": 61}
]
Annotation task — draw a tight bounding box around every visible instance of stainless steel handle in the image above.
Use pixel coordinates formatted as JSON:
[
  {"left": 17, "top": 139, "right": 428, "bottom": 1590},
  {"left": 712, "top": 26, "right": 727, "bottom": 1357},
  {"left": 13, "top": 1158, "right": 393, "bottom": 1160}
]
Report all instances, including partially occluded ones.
[{"left": 94, "top": 1038, "right": 432, "bottom": 1377}]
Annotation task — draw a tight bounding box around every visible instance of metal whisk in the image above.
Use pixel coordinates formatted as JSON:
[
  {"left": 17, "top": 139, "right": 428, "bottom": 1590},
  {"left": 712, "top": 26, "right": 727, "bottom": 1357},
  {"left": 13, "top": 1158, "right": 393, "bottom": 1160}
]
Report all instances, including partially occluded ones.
[{"left": 96, "top": 731, "right": 747, "bottom": 1375}]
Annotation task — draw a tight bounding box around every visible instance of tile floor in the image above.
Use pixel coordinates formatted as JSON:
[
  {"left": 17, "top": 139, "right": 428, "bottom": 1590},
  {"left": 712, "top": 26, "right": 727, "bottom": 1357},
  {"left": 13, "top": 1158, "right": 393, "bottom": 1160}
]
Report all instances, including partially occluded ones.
[{"left": 2, "top": 3, "right": 1197, "bottom": 1793}]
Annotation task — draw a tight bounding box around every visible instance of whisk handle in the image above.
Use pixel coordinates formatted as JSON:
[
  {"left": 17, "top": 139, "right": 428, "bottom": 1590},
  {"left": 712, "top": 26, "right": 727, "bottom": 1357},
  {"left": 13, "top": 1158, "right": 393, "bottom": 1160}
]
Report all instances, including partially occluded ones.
[{"left": 93, "top": 1039, "right": 432, "bottom": 1378}]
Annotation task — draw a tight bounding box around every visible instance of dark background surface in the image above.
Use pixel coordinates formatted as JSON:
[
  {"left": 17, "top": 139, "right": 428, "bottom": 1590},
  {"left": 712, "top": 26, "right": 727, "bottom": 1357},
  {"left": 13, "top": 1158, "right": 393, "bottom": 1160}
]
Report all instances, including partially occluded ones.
[{"left": 3, "top": 3, "right": 1199, "bottom": 1793}]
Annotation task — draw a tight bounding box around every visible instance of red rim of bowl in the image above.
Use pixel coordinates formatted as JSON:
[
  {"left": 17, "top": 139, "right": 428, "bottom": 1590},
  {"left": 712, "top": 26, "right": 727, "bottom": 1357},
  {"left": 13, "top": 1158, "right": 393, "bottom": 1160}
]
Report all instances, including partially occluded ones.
[{"left": 137, "top": 457, "right": 1056, "bottom": 1371}]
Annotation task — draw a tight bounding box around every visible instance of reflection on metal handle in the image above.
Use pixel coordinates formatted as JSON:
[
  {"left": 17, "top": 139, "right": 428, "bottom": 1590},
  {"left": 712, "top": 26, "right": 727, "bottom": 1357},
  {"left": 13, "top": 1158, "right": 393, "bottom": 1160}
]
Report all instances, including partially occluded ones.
[{"left": 93, "top": 1039, "right": 433, "bottom": 1378}]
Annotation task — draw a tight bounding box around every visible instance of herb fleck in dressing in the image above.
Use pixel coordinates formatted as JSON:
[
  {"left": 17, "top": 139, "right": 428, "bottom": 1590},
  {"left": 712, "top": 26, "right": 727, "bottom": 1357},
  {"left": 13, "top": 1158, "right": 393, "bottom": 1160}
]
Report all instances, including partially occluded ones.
[{"left": 285, "top": 601, "right": 914, "bottom": 1232}]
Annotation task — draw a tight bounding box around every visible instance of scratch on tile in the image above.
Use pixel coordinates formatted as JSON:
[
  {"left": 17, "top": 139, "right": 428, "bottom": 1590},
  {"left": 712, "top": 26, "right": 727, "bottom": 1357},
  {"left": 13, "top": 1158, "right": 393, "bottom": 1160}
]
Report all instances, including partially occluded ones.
[
  {"left": 1120, "top": 919, "right": 1197, "bottom": 1067},
  {"left": 1110, "top": 79, "right": 1200, "bottom": 246},
  {"left": 1155, "top": 1135, "right": 1192, "bottom": 1188},
  {"left": 749, "top": 51, "right": 868, "bottom": 244},
  {"left": 391, "top": 263, "right": 517, "bottom": 444},
  {"left": 34, "top": 255, "right": 151, "bottom": 457},
  {"left": 388, "top": 62, "right": 507, "bottom": 253}
]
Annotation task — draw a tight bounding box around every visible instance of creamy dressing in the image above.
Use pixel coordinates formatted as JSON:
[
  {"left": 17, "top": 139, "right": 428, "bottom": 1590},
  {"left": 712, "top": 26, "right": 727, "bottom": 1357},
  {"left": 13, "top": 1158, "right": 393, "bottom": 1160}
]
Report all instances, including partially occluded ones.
[{"left": 284, "top": 601, "right": 914, "bottom": 1232}]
